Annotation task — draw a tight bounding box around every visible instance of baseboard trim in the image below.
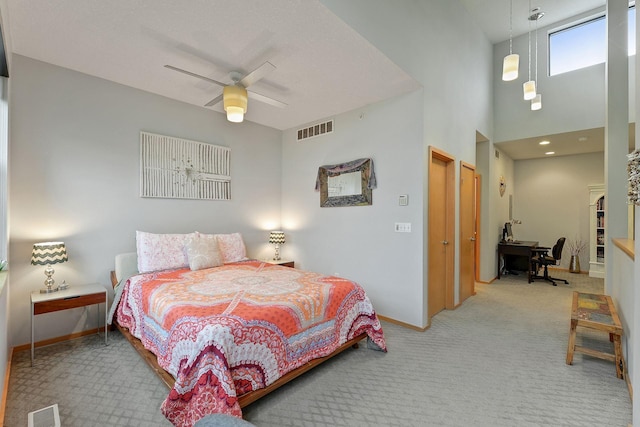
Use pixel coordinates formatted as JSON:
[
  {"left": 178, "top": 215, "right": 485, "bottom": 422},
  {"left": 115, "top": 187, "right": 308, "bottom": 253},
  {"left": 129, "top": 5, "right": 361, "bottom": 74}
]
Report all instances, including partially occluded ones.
[
  {"left": 13, "top": 327, "right": 103, "bottom": 353},
  {"left": 0, "top": 346, "right": 13, "bottom": 426},
  {"left": 377, "top": 315, "right": 430, "bottom": 332}
]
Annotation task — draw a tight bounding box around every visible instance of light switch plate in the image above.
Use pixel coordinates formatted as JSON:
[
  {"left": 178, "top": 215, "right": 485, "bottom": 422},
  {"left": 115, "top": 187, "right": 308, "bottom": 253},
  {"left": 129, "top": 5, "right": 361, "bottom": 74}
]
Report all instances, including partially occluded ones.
[
  {"left": 399, "top": 195, "right": 408, "bottom": 206},
  {"left": 394, "top": 222, "right": 411, "bottom": 232}
]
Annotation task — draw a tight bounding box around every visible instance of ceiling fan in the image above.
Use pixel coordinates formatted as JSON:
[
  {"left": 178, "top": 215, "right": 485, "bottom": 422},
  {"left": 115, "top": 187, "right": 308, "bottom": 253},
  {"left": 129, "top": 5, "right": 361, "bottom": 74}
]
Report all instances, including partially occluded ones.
[{"left": 164, "top": 61, "right": 287, "bottom": 123}]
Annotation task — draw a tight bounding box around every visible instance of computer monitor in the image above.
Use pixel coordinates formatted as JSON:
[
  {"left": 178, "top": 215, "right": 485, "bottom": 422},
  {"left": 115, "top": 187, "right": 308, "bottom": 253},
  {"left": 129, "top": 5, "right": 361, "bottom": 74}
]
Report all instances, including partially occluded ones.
[{"left": 504, "top": 222, "right": 513, "bottom": 241}]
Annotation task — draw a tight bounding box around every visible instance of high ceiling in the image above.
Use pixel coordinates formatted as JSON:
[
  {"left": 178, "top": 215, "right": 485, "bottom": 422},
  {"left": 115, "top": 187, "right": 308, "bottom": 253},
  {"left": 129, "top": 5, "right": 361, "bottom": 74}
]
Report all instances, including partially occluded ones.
[
  {"left": 459, "top": 0, "right": 606, "bottom": 44},
  {"left": 4, "top": 0, "right": 420, "bottom": 131},
  {"left": 3, "top": 0, "right": 624, "bottom": 159}
]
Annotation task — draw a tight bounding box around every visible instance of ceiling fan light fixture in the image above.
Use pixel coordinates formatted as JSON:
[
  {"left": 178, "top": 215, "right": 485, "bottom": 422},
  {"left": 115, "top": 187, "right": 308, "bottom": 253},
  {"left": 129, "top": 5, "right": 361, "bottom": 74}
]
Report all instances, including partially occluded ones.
[{"left": 223, "top": 85, "right": 248, "bottom": 123}]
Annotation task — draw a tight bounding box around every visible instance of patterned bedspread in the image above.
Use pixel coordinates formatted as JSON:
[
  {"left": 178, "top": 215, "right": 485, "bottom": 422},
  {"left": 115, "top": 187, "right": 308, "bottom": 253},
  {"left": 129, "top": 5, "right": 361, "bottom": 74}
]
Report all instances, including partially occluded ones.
[{"left": 115, "top": 260, "right": 386, "bottom": 426}]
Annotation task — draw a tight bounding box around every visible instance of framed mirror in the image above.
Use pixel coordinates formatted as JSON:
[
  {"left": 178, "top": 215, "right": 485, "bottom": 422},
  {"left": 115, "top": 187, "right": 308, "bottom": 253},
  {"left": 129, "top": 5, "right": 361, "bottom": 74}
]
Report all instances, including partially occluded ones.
[{"left": 316, "top": 158, "right": 375, "bottom": 207}]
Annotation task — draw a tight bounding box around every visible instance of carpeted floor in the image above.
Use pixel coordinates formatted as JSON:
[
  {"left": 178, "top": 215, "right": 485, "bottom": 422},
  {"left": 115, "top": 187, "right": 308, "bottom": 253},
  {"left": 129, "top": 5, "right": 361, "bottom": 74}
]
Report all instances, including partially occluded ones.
[{"left": 4, "top": 270, "right": 632, "bottom": 426}]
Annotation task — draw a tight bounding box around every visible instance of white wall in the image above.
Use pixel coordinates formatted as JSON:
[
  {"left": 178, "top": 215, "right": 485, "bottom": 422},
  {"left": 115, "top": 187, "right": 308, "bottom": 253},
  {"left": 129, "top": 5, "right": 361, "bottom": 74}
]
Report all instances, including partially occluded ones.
[
  {"left": 7, "top": 55, "right": 283, "bottom": 347},
  {"left": 0, "top": 0, "right": 10, "bottom": 405},
  {"left": 492, "top": 147, "right": 515, "bottom": 267},
  {"left": 283, "top": 0, "right": 493, "bottom": 327},
  {"left": 282, "top": 91, "right": 425, "bottom": 326},
  {"left": 513, "top": 152, "right": 604, "bottom": 270}
]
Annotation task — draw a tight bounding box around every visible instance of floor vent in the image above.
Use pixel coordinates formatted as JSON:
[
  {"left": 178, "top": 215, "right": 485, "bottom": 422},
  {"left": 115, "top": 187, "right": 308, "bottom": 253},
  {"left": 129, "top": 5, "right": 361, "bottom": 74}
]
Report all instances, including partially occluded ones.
[
  {"left": 28, "top": 404, "right": 60, "bottom": 427},
  {"left": 297, "top": 120, "right": 333, "bottom": 141}
]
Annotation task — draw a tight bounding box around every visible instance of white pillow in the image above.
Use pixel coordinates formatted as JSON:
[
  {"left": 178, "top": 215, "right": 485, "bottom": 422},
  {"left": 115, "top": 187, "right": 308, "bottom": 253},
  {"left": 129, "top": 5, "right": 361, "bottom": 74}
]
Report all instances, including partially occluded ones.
[
  {"left": 136, "top": 231, "right": 195, "bottom": 273},
  {"left": 215, "top": 233, "right": 248, "bottom": 263},
  {"left": 198, "top": 232, "right": 248, "bottom": 263},
  {"left": 185, "top": 234, "right": 223, "bottom": 271}
]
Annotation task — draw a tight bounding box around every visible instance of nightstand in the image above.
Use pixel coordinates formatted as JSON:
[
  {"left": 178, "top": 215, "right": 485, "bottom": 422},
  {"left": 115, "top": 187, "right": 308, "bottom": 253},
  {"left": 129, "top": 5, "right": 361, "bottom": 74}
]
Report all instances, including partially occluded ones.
[
  {"left": 31, "top": 283, "right": 108, "bottom": 366},
  {"left": 262, "top": 259, "right": 294, "bottom": 268}
]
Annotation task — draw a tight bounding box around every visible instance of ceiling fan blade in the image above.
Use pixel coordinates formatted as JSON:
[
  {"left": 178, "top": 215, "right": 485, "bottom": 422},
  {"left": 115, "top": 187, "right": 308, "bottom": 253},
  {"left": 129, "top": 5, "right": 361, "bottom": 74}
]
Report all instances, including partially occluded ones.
[
  {"left": 204, "top": 94, "right": 224, "bottom": 107},
  {"left": 239, "top": 61, "right": 276, "bottom": 88},
  {"left": 164, "top": 65, "right": 227, "bottom": 87},
  {"left": 247, "top": 90, "right": 287, "bottom": 108}
]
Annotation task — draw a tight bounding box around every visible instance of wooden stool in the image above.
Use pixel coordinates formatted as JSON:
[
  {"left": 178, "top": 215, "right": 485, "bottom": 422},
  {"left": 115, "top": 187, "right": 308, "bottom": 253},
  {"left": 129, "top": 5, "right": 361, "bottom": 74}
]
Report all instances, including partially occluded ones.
[{"left": 566, "top": 291, "right": 624, "bottom": 379}]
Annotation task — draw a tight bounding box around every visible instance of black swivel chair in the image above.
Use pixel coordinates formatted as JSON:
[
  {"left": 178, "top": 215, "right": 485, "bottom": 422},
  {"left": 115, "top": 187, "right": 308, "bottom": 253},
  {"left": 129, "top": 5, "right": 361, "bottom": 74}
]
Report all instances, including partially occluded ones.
[{"left": 531, "top": 237, "right": 569, "bottom": 286}]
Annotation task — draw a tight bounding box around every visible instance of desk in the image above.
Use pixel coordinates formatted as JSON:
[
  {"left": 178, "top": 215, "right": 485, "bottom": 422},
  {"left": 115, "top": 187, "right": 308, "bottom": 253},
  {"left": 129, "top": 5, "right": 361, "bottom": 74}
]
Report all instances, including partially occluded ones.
[{"left": 497, "top": 241, "right": 538, "bottom": 283}]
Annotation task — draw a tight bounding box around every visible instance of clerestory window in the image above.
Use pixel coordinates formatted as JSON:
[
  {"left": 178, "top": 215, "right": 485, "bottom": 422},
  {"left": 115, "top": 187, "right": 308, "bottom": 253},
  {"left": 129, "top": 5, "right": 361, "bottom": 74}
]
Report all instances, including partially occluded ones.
[{"left": 549, "top": 6, "right": 635, "bottom": 76}]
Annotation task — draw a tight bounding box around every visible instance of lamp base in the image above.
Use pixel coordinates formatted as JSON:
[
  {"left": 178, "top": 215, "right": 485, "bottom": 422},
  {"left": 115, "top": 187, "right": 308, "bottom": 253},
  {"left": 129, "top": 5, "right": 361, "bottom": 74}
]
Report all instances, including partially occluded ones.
[
  {"left": 273, "top": 244, "right": 281, "bottom": 261},
  {"left": 41, "top": 266, "right": 59, "bottom": 293}
]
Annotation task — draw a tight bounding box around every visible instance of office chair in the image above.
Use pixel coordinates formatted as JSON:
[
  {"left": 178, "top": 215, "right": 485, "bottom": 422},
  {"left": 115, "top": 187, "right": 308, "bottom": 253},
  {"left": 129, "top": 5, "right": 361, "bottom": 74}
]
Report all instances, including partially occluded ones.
[{"left": 531, "top": 237, "right": 569, "bottom": 286}]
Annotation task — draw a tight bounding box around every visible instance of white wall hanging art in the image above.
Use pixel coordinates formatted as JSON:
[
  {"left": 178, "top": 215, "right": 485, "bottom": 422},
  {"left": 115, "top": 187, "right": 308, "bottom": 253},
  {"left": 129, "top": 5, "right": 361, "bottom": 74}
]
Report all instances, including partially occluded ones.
[{"left": 140, "top": 132, "right": 231, "bottom": 200}]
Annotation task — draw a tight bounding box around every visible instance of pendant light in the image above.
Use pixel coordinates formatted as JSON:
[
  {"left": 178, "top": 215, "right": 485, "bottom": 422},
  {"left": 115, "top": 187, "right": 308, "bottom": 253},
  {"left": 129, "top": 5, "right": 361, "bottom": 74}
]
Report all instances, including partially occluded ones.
[
  {"left": 523, "top": 2, "right": 537, "bottom": 100},
  {"left": 502, "top": 0, "right": 519, "bottom": 81},
  {"left": 531, "top": 8, "right": 543, "bottom": 111}
]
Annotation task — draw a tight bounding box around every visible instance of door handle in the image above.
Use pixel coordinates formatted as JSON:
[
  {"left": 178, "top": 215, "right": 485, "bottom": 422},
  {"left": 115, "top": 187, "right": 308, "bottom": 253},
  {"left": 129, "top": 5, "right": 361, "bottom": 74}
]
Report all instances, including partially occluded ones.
[
  {"left": 469, "top": 237, "right": 476, "bottom": 241},
  {"left": 442, "top": 240, "right": 449, "bottom": 245}
]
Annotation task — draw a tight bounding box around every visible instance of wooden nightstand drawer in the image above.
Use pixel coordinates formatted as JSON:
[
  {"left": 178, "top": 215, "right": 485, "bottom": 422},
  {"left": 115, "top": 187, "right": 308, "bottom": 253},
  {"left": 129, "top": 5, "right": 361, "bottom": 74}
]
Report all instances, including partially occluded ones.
[
  {"left": 278, "top": 261, "right": 295, "bottom": 268},
  {"left": 261, "top": 259, "right": 294, "bottom": 268},
  {"left": 34, "top": 292, "right": 106, "bottom": 315}
]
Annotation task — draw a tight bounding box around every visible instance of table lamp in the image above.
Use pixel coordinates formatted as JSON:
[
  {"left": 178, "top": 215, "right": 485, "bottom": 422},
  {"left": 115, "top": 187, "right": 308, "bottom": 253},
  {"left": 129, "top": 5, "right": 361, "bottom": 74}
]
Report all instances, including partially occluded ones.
[
  {"left": 31, "top": 242, "right": 68, "bottom": 293},
  {"left": 268, "top": 231, "right": 285, "bottom": 261}
]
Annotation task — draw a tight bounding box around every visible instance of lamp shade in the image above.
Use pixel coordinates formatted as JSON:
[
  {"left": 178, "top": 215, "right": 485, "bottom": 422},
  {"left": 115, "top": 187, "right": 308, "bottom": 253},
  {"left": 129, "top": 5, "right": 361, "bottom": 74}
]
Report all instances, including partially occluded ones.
[
  {"left": 223, "top": 85, "right": 248, "bottom": 123},
  {"left": 523, "top": 80, "right": 537, "bottom": 100},
  {"left": 531, "top": 94, "right": 542, "bottom": 111},
  {"left": 502, "top": 54, "right": 519, "bottom": 81},
  {"left": 269, "top": 231, "right": 285, "bottom": 245},
  {"left": 31, "top": 242, "right": 68, "bottom": 266}
]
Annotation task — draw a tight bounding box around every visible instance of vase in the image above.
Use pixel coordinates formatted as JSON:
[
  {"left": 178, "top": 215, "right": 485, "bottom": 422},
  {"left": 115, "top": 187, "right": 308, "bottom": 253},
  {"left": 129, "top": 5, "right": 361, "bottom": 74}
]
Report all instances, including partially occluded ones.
[{"left": 569, "top": 255, "right": 581, "bottom": 273}]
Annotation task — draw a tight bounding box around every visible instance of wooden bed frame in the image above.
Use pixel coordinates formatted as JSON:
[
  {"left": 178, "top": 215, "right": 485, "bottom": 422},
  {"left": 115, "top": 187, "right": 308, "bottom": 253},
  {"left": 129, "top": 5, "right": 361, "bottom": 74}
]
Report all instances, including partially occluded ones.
[{"left": 110, "top": 271, "right": 366, "bottom": 409}]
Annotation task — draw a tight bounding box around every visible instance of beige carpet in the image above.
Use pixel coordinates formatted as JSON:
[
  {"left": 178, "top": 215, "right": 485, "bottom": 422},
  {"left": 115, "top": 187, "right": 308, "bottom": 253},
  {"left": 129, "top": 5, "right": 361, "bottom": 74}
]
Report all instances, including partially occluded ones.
[{"left": 4, "top": 269, "right": 632, "bottom": 426}]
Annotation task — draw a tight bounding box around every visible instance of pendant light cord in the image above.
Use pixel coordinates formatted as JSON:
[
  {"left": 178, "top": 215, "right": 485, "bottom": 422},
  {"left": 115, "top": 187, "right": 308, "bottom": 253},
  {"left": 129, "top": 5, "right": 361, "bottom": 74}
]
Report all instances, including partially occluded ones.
[
  {"left": 527, "top": 0, "right": 532, "bottom": 82},
  {"left": 534, "top": 11, "right": 538, "bottom": 87},
  {"left": 509, "top": 0, "right": 513, "bottom": 55}
]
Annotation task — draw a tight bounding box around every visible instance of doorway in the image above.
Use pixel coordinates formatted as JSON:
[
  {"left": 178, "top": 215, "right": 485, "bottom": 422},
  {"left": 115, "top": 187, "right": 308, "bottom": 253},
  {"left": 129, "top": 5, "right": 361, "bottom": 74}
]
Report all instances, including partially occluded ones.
[
  {"left": 428, "top": 146, "right": 455, "bottom": 320},
  {"left": 459, "top": 161, "right": 477, "bottom": 304}
]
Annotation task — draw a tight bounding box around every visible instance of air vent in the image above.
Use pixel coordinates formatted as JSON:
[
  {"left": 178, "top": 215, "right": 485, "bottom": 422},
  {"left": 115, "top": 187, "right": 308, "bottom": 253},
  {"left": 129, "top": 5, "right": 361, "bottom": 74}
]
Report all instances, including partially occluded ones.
[
  {"left": 495, "top": 149, "right": 500, "bottom": 159},
  {"left": 297, "top": 120, "right": 333, "bottom": 141},
  {"left": 28, "top": 404, "right": 60, "bottom": 427}
]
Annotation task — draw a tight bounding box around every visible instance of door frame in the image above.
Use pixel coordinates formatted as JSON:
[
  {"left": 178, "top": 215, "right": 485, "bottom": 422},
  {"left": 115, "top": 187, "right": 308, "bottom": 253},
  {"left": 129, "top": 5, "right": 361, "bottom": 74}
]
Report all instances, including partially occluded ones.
[
  {"left": 459, "top": 161, "right": 477, "bottom": 302},
  {"left": 427, "top": 146, "right": 455, "bottom": 319},
  {"left": 474, "top": 174, "right": 481, "bottom": 282}
]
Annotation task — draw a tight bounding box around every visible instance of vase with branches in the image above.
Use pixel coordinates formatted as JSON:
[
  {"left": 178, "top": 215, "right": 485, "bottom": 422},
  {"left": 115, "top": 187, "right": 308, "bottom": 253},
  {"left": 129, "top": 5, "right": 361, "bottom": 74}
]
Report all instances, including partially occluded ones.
[{"left": 567, "top": 236, "right": 587, "bottom": 273}]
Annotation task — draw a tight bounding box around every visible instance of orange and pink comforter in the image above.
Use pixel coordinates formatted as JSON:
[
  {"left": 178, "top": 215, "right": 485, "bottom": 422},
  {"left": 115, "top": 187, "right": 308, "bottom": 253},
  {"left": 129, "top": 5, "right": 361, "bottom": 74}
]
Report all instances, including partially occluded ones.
[{"left": 115, "top": 260, "right": 386, "bottom": 426}]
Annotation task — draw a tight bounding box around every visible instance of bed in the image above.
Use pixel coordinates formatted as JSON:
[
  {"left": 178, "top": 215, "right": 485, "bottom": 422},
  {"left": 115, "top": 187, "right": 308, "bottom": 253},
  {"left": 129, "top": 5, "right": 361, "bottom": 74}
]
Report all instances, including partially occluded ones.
[{"left": 110, "top": 232, "right": 386, "bottom": 427}]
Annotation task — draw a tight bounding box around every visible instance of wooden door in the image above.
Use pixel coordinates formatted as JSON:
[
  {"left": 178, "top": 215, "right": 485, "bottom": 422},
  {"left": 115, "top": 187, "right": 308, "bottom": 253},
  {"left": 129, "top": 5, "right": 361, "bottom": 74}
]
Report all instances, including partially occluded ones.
[
  {"left": 428, "top": 147, "right": 455, "bottom": 320},
  {"left": 459, "top": 162, "right": 476, "bottom": 303}
]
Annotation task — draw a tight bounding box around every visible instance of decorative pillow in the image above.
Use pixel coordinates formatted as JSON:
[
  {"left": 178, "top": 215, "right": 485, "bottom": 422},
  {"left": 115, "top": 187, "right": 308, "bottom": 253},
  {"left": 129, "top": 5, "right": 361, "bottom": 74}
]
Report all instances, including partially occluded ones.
[
  {"left": 214, "top": 232, "right": 248, "bottom": 263},
  {"left": 136, "top": 231, "right": 195, "bottom": 273},
  {"left": 185, "top": 234, "right": 223, "bottom": 271}
]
